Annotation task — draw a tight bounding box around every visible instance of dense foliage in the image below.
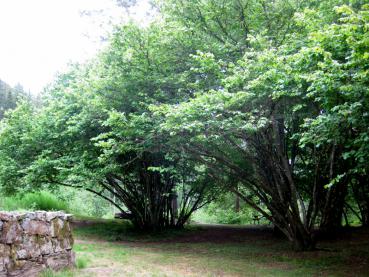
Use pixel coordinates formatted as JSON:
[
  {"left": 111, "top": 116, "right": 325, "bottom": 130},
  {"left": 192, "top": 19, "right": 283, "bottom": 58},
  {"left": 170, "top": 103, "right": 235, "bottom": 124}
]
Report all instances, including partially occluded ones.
[{"left": 0, "top": 0, "right": 368, "bottom": 250}]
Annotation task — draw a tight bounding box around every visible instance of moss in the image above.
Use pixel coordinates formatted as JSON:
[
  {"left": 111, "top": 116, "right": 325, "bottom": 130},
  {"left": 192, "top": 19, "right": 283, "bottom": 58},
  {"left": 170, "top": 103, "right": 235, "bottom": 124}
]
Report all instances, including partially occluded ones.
[
  {"left": 60, "top": 222, "right": 71, "bottom": 239},
  {"left": 9, "top": 245, "right": 23, "bottom": 269}
]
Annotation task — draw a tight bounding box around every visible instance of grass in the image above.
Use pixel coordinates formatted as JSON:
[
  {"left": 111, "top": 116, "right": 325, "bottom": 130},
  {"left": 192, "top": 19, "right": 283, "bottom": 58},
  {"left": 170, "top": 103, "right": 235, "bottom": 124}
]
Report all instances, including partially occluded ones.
[
  {"left": 39, "top": 269, "right": 75, "bottom": 277},
  {"left": 75, "top": 257, "right": 89, "bottom": 269},
  {"left": 39, "top": 257, "right": 90, "bottom": 277},
  {"left": 55, "top": 220, "right": 369, "bottom": 277}
]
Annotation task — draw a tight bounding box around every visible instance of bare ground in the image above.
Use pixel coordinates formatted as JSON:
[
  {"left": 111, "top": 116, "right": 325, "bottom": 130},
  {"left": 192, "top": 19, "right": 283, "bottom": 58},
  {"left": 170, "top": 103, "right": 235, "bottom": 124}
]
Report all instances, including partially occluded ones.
[{"left": 71, "top": 221, "right": 369, "bottom": 277}]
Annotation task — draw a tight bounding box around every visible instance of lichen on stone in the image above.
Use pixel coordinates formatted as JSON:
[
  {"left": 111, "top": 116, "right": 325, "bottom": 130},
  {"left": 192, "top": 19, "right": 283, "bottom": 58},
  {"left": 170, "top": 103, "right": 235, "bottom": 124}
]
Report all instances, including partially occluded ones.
[{"left": 0, "top": 211, "right": 75, "bottom": 277}]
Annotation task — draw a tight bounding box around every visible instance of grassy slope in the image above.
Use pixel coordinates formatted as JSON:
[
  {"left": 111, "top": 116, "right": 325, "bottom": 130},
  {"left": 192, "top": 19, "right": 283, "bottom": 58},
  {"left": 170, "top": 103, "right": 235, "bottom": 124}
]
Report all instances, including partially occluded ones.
[{"left": 42, "top": 220, "right": 369, "bottom": 277}]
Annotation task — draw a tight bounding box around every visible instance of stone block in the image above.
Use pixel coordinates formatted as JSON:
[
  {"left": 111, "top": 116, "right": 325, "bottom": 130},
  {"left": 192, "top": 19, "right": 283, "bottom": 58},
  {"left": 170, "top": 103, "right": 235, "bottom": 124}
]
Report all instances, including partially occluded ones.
[
  {"left": 46, "top": 212, "right": 64, "bottom": 222},
  {"left": 0, "top": 244, "right": 11, "bottom": 272},
  {"left": 39, "top": 237, "right": 53, "bottom": 255},
  {"left": 51, "top": 218, "right": 63, "bottom": 238},
  {"left": 51, "top": 218, "right": 71, "bottom": 239},
  {"left": 34, "top": 211, "right": 46, "bottom": 221},
  {"left": 43, "top": 250, "right": 75, "bottom": 271},
  {"left": 22, "top": 218, "right": 50, "bottom": 236},
  {"left": 0, "top": 244, "right": 10, "bottom": 258},
  {"left": 0, "top": 221, "right": 22, "bottom": 244},
  {"left": 0, "top": 212, "right": 12, "bottom": 221},
  {"left": 0, "top": 211, "right": 75, "bottom": 275},
  {"left": 6, "top": 260, "right": 45, "bottom": 277},
  {"left": 14, "top": 236, "right": 42, "bottom": 260}
]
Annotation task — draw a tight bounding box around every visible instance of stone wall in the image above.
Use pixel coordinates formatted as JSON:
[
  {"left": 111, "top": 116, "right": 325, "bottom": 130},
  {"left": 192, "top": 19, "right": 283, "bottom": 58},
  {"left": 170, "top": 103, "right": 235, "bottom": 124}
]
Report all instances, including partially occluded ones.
[{"left": 0, "top": 211, "right": 75, "bottom": 277}]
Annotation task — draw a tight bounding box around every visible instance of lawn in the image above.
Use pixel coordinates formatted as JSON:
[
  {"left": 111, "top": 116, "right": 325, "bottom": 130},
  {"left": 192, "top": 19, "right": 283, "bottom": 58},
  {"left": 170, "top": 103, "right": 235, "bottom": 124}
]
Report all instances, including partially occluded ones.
[{"left": 42, "top": 220, "right": 369, "bottom": 277}]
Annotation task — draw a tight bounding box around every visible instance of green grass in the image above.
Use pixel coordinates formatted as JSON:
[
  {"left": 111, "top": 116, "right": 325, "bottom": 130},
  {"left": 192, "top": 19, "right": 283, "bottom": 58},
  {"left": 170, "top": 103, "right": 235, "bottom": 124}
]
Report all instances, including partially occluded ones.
[
  {"left": 75, "top": 257, "right": 89, "bottom": 269},
  {"left": 39, "top": 269, "right": 75, "bottom": 277},
  {"left": 69, "top": 220, "right": 369, "bottom": 276},
  {"left": 39, "top": 257, "right": 90, "bottom": 277}
]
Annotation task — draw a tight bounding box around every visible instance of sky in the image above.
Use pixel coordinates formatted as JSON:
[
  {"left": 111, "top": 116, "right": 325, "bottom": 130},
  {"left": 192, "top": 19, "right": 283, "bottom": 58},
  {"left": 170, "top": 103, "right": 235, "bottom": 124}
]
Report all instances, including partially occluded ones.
[{"left": 0, "top": 0, "right": 152, "bottom": 94}]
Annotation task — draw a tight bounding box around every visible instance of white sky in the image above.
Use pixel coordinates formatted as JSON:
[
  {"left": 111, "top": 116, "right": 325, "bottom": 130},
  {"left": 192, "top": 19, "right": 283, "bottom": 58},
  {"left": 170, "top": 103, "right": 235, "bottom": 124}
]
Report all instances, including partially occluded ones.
[{"left": 0, "top": 0, "right": 152, "bottom": 94}]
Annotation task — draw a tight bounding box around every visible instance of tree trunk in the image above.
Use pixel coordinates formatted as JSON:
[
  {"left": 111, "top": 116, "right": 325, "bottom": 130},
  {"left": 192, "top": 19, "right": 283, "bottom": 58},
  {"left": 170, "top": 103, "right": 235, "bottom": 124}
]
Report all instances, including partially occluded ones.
[
  {"left": 292, "top": 230, "right": 315, "bottom": 251},
  {"left": 352, "top": 175, "right": 369, "bottom": 226},
  {"left": 320, "top": 180, "right": 347, "bottom": 234},
  {"left": 235, "top": 194, "right": 240, "bottom": 213}
]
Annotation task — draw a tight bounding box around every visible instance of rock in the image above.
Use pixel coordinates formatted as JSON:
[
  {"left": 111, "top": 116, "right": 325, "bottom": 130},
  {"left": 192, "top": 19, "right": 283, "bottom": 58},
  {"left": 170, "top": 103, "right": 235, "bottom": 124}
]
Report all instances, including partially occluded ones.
[
  {"left": 46, "top": 211, "right": 66, "bottom": 222},
  {"left": 51, "top": 218, "right": 62, "bottom": 238},
  {"left": 69, "top": 250, "right": 76, "bottom": 265},
  {"left": 0, "top": 211, "right": 75, "bottom": 276},
  {"left": 46, "top": 212, "right": 58, "bottom": 222},
  {"left": 0, "top": 244, "right": 11, "bottom": 255},
  {"left": 51, "top": 239, "right": 63, "bottom": 253},
  {"left": 51, "top": 217, "right": 70, "bottom": 238},
  {"left": 39, "top": 237, "right": 53, "bottom": 255},
  {"left": 0, "top": 244, "right": 11, "bottom": 271},
  {"left": 6, "top": 260, "right": 45, "bottom": 277},
  {"left": 63, "top": 236, "right": 74, "bottom": 250},
  {"left": 60, "top": 214, "right": 73, "bottom": 221},
  {"left": 13, "top": 213, "right": 26, "bottom": 221},
  {"left": 15, "top": 249, "right": 27, "bottom": 260},
  {"left": 35, "top": 211, "right": 47, "bottom": 221},
  {"left": 14, "top": 236, "right": 42, "bottom": 260},
  {"left": 21, "top": 219, "right": 50, "bottom": 236},
  {"left": 43, "top": 251, "right": 74, "bottom": 271},
  {"left": 0, "top": 212, "right": 12, "bottom": 221},
  {"left": 0, "top": 258, "right": 6, "bottom": 272},
  {"left": 0, "top": 221, "right": 22, "bottom": 244},
  {"left": 65, "top": 214, "right": 74, "bottom": 221}
]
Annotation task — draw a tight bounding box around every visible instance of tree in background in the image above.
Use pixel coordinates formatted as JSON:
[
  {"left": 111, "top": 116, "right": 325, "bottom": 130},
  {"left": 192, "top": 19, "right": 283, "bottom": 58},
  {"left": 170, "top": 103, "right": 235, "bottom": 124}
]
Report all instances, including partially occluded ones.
[
  {"left": 160, "top": 3, "right": 369, "bottom": 250},
  {"left": 0, "top": 0, "right": 367, "bottom": 250},
  {"left": 0, "top": 22, "right": 219, "bottom": 230},
  {"left": 0, "top": 80, "right": 26, "bottom": 119}
]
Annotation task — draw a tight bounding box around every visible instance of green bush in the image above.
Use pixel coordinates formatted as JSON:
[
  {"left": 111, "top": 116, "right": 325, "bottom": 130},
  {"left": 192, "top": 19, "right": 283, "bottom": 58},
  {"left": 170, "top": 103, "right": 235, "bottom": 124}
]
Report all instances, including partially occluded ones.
[
  {"left": 21, "top": 191, "right": 69, "bottom": 211},
  {"left": 193, "top": 192, "right": 269, "bottom": 225},
  {"left": 0, "top": 188, "right": 116, "bottom": 219},
  {"left": 193, "top": 203, "right": 255, "bottom": 224},
  {"left": 0, "top": 191, "right": 69, "bottom": 212}
]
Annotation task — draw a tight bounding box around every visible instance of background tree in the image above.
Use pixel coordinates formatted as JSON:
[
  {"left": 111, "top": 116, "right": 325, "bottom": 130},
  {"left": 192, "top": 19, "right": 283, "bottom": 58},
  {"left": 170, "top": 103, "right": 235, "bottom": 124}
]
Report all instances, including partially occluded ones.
[
  {"left": 0, "top": 22, "right": 219, "bottom": 230},
  {"left": 0, "top": 0, "right": 367, "bottom": 250},
  {"left": 0, "top": 79, "right": 28, "bottom": 119},
  {"left": 159, "top": 3, "right": 369, "bottom": 250}
]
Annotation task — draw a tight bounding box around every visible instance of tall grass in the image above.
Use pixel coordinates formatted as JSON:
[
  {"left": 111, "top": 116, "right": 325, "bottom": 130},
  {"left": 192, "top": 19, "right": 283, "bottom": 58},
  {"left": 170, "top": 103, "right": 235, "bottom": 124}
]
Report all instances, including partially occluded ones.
[{"left": 0, "top": 191, "right": 69, "bottom": 212}]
